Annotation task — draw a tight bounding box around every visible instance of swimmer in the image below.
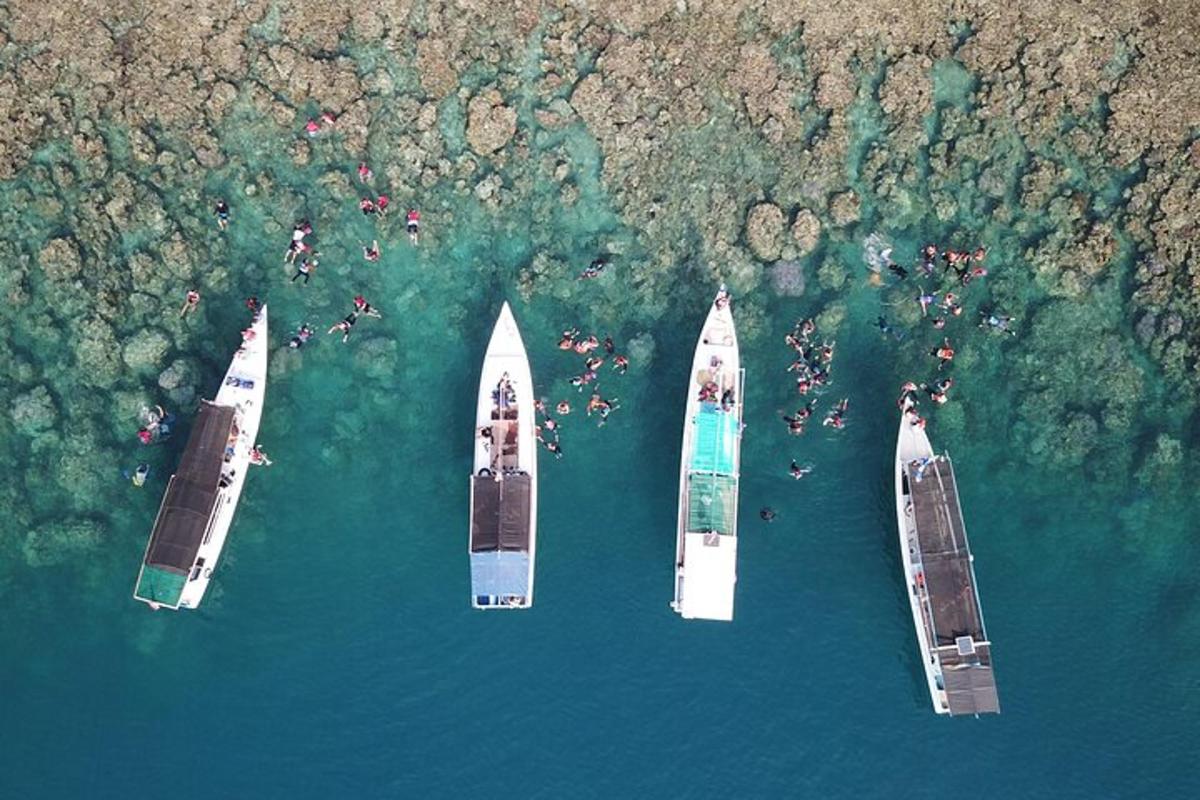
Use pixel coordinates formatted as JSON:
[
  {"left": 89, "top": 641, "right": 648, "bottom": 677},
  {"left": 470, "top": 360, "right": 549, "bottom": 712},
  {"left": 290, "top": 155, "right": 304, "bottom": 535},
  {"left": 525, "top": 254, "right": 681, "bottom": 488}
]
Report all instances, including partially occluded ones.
[
  {"left": 291, "top": 257, "right": 315, "bottom": 284},
  {"left": 352, "top": 295, "right": 381, "bottom": 318},
  {"left": 359, "top": 197, "right": 376, "bottom": 216},
  {"left": 363, "top": 240, "right": 380, "bottom": 262},
  {"left": 789, "top": 460, "right": 813, "bottom": 480},
  {"left": 543, "top": 417, "right": 558, "bottom": 434},
  {"left": 214, "top": 199, "right": 230, "bottom": 230},
  {"left": 980, "top": 311, "right": 1017, "bottom": 335},
  {"left": 545, "top": 439, "right": 563, "bottom": 459},
  {"left": 406, "top": 209, "right": 420, "bottom": 243},
  {"left": 920, "top": 377, "right": 954, "bottom": 405},
  {"left": 760, "top": 507, "right": 776, "bottom": 522},
  {"left": 823, "top": 398, "right": 849, "bottom": 429},
  {"left": 376, "top": 194, "right": 390, "bottom": 218},
  {"left": 887, "top": 262, "right": 909, "bottom": 280},
  {"left": 249, "top": 445, "right": 273, "bottom": 466},
  {"left": 246, "top": 296, "right": 260, "bottom": 314},
  {"left": 795, "top": 318, "right": 816, "bottom": 342},
  {"left": 603, "top": 335, "right": 615, "bottom": 354},
  {"left": 556, "top": 401, "right": 571, "bottom": 415},
  {"left": 876, "top": 316, "right": 892, "bottom": 337},
  {"left": 558, "top": 328, "right": 579, "bottom": 350},
  {"left": 578, "top": 257, "right": 607, "bottom": 280},
  {"left": 782, "top": 412, "right": 806, "bottom": 435},
  {"left": 320, "top": 110, "right": 338, "bottom": 126},
  {"left": 585, "top": 356, "right": 604, "bottom": 371},
  {"left": 917, "top": 288, "right": 938, "bottom": 316},
  {"left": 932, "top": 317, "right": 946, "bottom": 329},
  {"left": 973, "top": 247, "right": 986, "bottom": 263},
  {"left": 358, "top": 162, "right": 373, "bottom": 183},
  {"left": 328, "top": 312, "right": 358, "bottom": 343},
  {"left": 288, "top": 324, "right": 314, "bottom": 349},
  {"left": 586, "top": 393, "right": 604, "bottom": 415},
  {"left": 613, "top": 355, "right": 629, "bottom": 374},
  {"left": 931, "top": 338, "right": 955, "bottom": 369},
  {"left": 304, "top": 118, "right": 320, "bottom": 136},
  {"left": 180, "top": 289, "right": 201, "bottom": 317}
]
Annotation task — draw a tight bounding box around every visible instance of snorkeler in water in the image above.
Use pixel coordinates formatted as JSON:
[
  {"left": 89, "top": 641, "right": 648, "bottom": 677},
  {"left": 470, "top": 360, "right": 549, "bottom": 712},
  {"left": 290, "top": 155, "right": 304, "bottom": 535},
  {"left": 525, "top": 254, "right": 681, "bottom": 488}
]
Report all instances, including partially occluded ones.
[
  {"left": 917, "top": 288, "right": 938, "bottom": 316},
  {"left": 760, "top": 507, "right": 776, "bottom": 522},
  {"left": 613, "top": 354, "right": 629, "bottom": 374},
  {"left": 288, "top": 324, "right": 313, "bottom": 349},
  {"left": 980, "top": 310, "right": 1017, "bottom": 335},
  {"left": 180, "top": 290, "right": 200, "bottom": 317},
  {"left": 789, "top": 460, "right": 813, "bottom": 480},
  {"left": 931, "top": 339, "right": 955, "bottom": 369},
  {"left": 353, "top": 295, "right": 381, "bottom": 318},
  {"left": 328, "top": 312, "right": 358, "bottom": 343},
  {"left": 362, "top": 240, "right": 380, "bottom": 262}
]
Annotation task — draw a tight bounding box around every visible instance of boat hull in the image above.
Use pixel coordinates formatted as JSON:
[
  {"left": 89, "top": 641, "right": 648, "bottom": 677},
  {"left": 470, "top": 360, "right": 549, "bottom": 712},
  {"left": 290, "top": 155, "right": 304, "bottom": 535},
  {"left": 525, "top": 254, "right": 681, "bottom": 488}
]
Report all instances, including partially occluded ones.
[
  {"left": 469, "top": 302, "right": 537, "bottom": 609},
  {"left": 133, "top": 306, "right": 269, "bottom": 611},
  {"left": 673, "top": 291, "right": 742, "bottom": 621}
]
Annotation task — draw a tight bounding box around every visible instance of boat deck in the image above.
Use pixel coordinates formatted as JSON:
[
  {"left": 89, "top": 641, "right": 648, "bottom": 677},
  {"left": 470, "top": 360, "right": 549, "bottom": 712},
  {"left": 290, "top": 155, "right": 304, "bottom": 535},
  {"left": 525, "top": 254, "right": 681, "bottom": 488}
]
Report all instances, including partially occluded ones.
[
  {"left": 143, "top": 403, "right": 236, "bottom": 573},
  {"left": 905, "top": 455, "right": 999, "bottom": 715},
  {"left": 470, "top": 473, "right": 532, "bottom": 552}
]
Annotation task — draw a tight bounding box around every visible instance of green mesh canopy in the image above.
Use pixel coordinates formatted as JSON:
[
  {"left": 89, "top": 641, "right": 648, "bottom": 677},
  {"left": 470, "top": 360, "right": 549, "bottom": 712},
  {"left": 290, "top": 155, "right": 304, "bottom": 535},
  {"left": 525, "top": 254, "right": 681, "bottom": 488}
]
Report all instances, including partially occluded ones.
[
  {"left": 689, "top": 406, "right": 737, "bottom": 474},
  {"left": 135, "top": 565, "right": 187, "bottom": 606},
  {"left": 687, "top": 473, "right": 737, "bottom": 534}
]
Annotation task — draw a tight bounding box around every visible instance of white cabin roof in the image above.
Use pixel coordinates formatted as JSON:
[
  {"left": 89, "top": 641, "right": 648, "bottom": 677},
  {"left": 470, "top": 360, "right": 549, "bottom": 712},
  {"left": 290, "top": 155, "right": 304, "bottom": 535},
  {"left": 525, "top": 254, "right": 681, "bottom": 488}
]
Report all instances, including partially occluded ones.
[{"left": 679, "top": 531, "right": 737, "bottom": 621}]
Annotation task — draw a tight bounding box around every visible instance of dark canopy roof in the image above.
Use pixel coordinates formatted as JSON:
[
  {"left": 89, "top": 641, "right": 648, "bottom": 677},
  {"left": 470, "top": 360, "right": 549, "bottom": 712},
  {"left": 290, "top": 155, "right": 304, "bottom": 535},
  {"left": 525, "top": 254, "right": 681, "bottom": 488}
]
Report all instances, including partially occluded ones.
[
  {"left": 470, "top": 472, "right": 531, "bottom": 553},
  {"left": 144, "top": 403, "right": 236, "bottom": 572},
  {"left": 944, "top": 663, "right": 1001, "bottom": 715}
]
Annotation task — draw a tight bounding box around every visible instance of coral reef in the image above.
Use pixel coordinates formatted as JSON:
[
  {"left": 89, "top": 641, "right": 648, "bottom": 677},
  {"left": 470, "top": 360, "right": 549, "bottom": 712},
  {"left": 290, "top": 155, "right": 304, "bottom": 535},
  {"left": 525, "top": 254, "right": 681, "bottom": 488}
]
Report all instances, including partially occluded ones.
[{"left": 0, "top": 0, "right": 1198, "bottom": 586}]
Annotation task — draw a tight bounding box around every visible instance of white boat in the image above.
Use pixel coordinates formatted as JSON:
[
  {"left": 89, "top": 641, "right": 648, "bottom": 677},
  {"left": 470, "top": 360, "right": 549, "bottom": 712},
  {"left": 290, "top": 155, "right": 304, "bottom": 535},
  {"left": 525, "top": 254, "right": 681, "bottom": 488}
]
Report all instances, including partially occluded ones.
[
  {"left": 468, "top": 302, "right": 537, "bottom": 609},
  {"left": 672, "top": 287, "right": 744, "bottom": 621},
  {"left": 133, "top": 306, "right": 269, "bottom": 610},
  {"left": 894, "top": 399, "right": 999, "bottom": 715}
]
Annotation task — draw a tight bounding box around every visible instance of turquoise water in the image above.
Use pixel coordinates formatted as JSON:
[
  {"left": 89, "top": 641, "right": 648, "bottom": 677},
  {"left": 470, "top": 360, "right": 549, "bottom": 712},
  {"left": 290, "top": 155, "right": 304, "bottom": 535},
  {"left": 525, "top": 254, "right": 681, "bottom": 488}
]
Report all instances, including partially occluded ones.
[{"left": 2, "top": 80, "right": 1199, "bottom": 799}]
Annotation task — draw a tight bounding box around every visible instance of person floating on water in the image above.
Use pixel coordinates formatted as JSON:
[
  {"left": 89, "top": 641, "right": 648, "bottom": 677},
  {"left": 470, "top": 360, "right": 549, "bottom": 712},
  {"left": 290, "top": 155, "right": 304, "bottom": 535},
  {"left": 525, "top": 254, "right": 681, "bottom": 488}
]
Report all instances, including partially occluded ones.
[
  {"left": 760, "top": 507, "right": 776, "bottom": 522},
  {"left": 789, "top": 460, "right": 813, "bottom": 480},
  {"left": 291, "top": 256, "right": 316, "bottom": 284},
  {"left": 358, "top": 162, "right": 372, "bottom": 183},
  {"left": 131, "top": 463, "right": 151, "bottom": 487},
  {"left": 406, "top": 208, "right": 420, "bottom": 243},
  {"left": 578, "top": 257, "right": 607, "bottom": 280},
  {"left": 613, "top": 354, "right": 629, "bottom": 374},
  {"left": 556, "top": 400, "right": 571, "bottom": 415},
  {"left": 180, "top": 289, "right": 200, "bottom": 317},
  {"left": 558, "top": 328, "right": 579, "bottom": 350},
  {"left": 917, "top": 288, "right": 938, "bottom": 316},
  {"left": 585, "top": 356, "right": 604, "bottom": 371},
  {"left": 249, "top": 445, "right": 273, "bottom": 466},
  {"left": 362, "top": 240, "right": 380, "bottom": 262},
  {"left": 353, "top": 295, "right": 381, "bottom": 318},
  {"left": 289, "top": 324, "right": 314, "bottom": 349},
  {"left": 823, "top": 398, "right": 849, "bottom": 429},
  {"left": 980, "top": 310, "right": 1017, "bottom": 335},
  {"left": 921, "top": 378, "right": 954, "bottom": 405},
  {"left": 328, "top": 312, "right": 358, "bottom": 343},
  {"left": 931, "top": 338, "right": 955, "bottom": 370},
  {"left": 359, "top": 197, "right": 376, "bottom": 216},
  {"left": 214, "top": 199, "right": 230, "bottom": 230},
  {"left": 284, "top": 221, "right": 312, "bottom": 263}
]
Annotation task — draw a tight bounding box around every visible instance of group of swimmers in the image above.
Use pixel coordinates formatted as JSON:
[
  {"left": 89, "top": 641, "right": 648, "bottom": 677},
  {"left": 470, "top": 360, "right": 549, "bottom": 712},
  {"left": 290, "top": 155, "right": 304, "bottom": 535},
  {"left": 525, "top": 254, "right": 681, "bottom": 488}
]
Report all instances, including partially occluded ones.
[
  {"left": 534, "top": 324, "right": 633, "bottom": 459},
  {"left": 776, "top": 316, "right": 857, "bottom": 482}
]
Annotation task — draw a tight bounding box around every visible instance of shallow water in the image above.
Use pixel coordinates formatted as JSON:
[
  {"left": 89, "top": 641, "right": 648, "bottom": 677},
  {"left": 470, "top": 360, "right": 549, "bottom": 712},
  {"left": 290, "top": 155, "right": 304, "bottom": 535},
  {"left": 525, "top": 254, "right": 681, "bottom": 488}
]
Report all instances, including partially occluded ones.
[{"left": 1, "top": 63, "right": 1198, "bottom": 800}]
